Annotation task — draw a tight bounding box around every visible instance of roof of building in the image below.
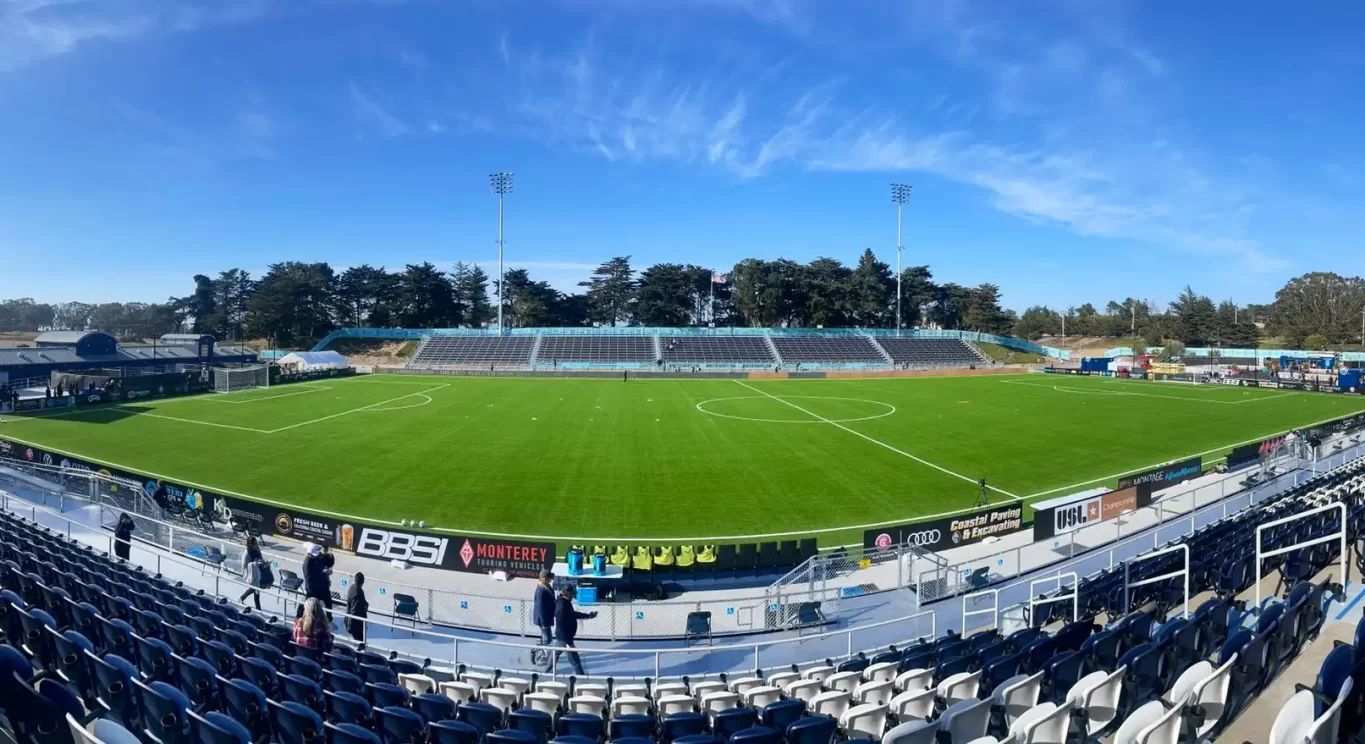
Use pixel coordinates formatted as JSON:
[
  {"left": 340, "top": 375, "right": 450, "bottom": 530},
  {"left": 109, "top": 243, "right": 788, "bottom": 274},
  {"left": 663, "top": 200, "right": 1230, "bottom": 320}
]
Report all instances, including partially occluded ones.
[
  {"left": 1, "top": 343, "right": 257, "bottom": 368},
  {"left": 159, "top": 333, "right": 215, "bottom": 343},
  {"left": 0, "top": 347, "right": 114, "bottom": 366},
  {"left": 34, "top": 331, "right": 113, "bottom": 346}
]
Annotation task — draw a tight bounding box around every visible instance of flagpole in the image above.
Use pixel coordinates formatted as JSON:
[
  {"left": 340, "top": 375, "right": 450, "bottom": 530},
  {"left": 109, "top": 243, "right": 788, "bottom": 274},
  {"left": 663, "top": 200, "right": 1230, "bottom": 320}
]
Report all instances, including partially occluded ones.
[{"left": 709, "top": 277, "right": 715, "bottom": 325}]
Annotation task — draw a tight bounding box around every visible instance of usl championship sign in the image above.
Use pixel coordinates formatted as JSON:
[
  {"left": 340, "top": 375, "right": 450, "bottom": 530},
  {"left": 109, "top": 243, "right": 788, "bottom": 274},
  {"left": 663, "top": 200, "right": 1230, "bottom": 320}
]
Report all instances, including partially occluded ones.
[
  {"left": 864, "top": 503, "right": 1026, "bottom": 554},
  {"left": 1032, "top": 486, "right": 1152, "bottom": 540}
]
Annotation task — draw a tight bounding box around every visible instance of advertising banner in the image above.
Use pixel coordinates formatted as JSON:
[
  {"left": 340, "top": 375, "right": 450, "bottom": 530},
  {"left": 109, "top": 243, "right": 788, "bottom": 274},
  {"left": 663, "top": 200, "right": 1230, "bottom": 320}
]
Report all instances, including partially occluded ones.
[
  {"left": 0, "top": 437, "right": 220, "bottom": 516},
  {"left": 10, "top": 397, "right": 75, "bottom": 413},
  {"left": 1032, "top": 485, "right": 1155, "bottom": 540},
  {"left": 864, "top": 503, "right": 1026, "bottom": 554},
  {"left": 0, "top": 437, "right": 554, "bottom": 576},
  {"left": 273, "top": 367, "right": 357, "bottom": 385},
  {"left": 1117, "top": 457, "right": 1203, "bottom": 493},
  {"left": 1225, "top": 441, "right": 1265, "bottom": 470}
]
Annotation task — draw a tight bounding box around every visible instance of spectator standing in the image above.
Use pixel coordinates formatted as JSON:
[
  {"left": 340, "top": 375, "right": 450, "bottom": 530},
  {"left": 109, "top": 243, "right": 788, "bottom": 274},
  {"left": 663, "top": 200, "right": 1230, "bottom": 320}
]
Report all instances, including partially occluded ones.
[
  {"left": 531, "top": 570, "right": 556, "bottom": 669},
  {"left": 151, "top": 480, "right": 170, "bottom": 514},
  {"left": 292, "top": 597, "right": 334, "bottom": 652},
  {"left": 238, "top": 536, "right": 265, "bottom": 610},
  {"left": 553, "top": 585, "right": 596, "bottom": 675},
  {"left": 345, "top": 572, "right": 369, "bottom": 643},
  {"left": 113, "top": 513, "right": 135, "bottom": 562},
  {"left": 302, "top": 543, "right": 335, "bottom": 621}
]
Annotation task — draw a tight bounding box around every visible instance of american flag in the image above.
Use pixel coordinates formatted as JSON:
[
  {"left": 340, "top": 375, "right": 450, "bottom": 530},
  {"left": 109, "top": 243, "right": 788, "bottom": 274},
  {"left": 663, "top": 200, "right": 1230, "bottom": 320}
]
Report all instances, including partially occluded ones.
[{"left": 712, "top": 273, "right": 728, "bottom": 285}]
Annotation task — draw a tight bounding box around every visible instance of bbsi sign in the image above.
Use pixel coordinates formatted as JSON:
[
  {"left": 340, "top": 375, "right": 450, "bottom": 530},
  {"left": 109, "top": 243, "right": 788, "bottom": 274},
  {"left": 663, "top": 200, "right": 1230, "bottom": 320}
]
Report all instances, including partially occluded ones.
[{"left": 356, "top": 528, "right": 450, "bottom": 566}]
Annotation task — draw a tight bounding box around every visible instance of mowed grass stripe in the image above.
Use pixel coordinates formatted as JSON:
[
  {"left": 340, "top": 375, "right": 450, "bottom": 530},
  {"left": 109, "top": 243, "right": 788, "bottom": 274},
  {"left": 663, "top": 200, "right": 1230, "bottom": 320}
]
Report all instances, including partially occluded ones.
[{"left": 4, "top": 373, "right": 1364, "bottom": 543}]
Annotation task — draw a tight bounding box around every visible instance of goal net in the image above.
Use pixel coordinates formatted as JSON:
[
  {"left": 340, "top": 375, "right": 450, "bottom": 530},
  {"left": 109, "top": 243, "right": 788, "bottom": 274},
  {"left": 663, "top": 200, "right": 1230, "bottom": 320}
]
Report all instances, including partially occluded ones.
[{"left": 212, "top": 365, "right": 270, "bottom": 394}]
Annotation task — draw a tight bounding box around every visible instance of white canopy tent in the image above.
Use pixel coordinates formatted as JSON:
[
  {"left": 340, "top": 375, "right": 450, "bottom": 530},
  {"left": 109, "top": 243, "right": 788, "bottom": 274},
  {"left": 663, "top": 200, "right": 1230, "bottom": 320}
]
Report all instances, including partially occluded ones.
[{"left": 277, "top": 350, "right": 349, "bottom": 372}]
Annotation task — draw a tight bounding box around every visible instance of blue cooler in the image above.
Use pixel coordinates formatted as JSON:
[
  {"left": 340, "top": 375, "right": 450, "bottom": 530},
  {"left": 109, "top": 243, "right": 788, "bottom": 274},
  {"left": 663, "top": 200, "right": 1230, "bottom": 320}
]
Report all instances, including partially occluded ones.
[
  {"left": 567, "top": 549, "right": 584, "bottom": 576},
  {"left": 591, "top": 553, "right": 606, "bottom": 576}
]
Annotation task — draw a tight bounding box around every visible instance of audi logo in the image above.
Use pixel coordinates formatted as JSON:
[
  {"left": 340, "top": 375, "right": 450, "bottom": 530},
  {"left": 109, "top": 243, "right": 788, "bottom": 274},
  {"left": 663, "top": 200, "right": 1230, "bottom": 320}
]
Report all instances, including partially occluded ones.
[{"left": 904, "top": 530, "right": 942, "bottom": 546}]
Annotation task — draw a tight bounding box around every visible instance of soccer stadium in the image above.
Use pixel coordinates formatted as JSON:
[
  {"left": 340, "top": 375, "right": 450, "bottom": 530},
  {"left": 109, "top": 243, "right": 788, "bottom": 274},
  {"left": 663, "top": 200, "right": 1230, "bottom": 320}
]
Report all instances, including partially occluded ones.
[
  {"left": 5, "top": 322, "right": 1365, "bottom": 744},
  {"left": 5, "top": 4, "right": 1365, "bottom": 743}
]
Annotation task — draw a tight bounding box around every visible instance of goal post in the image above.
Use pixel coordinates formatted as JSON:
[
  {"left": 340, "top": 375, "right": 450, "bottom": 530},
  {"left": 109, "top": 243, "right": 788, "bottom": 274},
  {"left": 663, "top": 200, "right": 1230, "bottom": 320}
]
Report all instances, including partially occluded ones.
[{"left": 212, "top": 365, "right": 270, "bottom": 394}]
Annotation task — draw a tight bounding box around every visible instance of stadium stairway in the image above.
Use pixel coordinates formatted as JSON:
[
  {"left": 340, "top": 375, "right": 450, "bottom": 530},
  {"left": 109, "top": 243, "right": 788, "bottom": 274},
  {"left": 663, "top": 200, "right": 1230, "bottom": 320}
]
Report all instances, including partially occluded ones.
[
  {"left": 866, "top": 337, "right": 895, "bottom": 366},
  {"left": 529, "top": 334, "right": 544, "bottom": 367},
  {"left": 763, "top": 336, "right": 785, "bottom": 368}
]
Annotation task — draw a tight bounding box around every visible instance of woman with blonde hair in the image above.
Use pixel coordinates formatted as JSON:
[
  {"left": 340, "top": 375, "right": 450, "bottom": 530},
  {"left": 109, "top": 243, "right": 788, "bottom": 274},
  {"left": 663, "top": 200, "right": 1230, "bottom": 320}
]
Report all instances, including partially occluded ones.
[{"left": 293, "top": 597, "right": 334, "bottom": 652}]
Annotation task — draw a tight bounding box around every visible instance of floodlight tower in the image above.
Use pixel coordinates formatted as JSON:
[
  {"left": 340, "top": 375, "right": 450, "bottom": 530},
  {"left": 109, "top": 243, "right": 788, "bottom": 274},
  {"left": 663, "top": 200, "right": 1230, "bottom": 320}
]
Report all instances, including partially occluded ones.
[
  {"left": 891, "top": 183, "right": 913, "bottom": 333},
  {"left": 490, "top": 172, "right": 515, "bottom": 335}
]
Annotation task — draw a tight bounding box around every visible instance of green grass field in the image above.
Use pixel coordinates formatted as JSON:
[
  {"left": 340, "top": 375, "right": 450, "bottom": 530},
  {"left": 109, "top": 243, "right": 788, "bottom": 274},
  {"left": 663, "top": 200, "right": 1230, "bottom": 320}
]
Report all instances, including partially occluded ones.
[{"left": 3, "top": 372, "right": 1363, "bottom": 544}]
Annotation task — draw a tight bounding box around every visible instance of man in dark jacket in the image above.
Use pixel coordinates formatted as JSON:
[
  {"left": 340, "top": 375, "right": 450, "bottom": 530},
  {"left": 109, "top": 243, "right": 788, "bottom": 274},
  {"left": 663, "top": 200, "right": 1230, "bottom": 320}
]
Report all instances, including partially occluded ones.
[
  {"left": 346, "top": 572, "right": 369, "bottom": 643},
  {"left": 113, "top": 513, "right": 135, "bottom": 562},
  {"left": 302, "top": 543, "right": 334, "bottom": 621},
  {"left": 553, "top": 585, "right": 596, "bottom": 675},
  {"left": 532, "top": 570, "right": 556, "bottom": 669}
]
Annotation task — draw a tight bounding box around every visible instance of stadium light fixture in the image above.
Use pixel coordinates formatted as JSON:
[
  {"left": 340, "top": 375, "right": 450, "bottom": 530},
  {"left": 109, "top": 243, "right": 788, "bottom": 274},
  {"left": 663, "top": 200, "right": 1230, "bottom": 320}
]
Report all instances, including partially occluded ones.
[
  {"left": 890, "top": 183, "right": 913, "bottom": 333},
  {"left": 490, "top": 172, "right": 515, "bottom": 334}
]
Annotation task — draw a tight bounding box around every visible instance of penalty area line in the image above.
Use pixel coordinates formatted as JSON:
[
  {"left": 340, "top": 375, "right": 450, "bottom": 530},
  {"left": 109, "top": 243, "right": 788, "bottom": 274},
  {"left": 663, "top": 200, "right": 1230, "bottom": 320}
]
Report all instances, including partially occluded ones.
[
  {"left": 264, "top": 384, "right": 449, "bottom": 433},
  {"left": 732, "top": 379, "right": 1023, "bottom": 501}
]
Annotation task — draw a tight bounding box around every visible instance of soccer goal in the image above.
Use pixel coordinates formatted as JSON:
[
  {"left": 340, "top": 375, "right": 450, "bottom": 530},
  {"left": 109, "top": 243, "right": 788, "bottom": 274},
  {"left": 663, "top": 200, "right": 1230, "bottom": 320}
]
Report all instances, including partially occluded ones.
[{"left": 212, "top": 365, "right": 270, "bottom": 394}]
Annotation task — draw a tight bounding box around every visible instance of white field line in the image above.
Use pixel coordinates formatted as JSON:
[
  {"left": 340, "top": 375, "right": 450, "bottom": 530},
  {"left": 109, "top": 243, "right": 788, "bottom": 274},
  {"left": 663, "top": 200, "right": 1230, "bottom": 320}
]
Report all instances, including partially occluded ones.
[
  {"left": 3, "top": 399, "right": 1364, "bottom": 542},
  {"left": 136, "top": 413, "right": 276, "bottom": 434},
  {"left": 5, "top": 378, "right": 1365, "bottom": 543},
  {"left": 732, "top": 379, "right": 1023, "bottom": 500},
  {"left": 264, "top": 384, "right": 449, "bottom": 433},
  {"left": 198, "top": 387, "right": 332, "bottom": 404},
  {"left": 999, "top": 378, "right": 1296, "bottom": 404}
]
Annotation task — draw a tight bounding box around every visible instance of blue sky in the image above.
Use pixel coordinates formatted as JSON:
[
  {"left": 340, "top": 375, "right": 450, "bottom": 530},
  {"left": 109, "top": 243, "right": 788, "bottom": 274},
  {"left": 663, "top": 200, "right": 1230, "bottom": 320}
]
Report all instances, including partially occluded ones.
[{"left": 1, "top": 0, "right": 1362, "bottom": 312}]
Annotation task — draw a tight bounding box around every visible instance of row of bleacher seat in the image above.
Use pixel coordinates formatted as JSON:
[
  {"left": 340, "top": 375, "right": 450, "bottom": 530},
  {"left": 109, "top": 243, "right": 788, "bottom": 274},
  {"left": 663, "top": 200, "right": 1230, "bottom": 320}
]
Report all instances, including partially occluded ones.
[
  {"left": 659, "top": 339, "right": 773, "bottom": 365},
  {"left": 407, "top": 335, "right": 990, "bottom": 369},
  {"left": 410, "top": 338, "right": 535, "bottom": 367},
  {"left": 876, "top": 340, "right": 983, "bottom": 368},
  {"left": 538, "top": 338, "right": 654, "bottom": 365},
  {"left": 4, "top": 453, "right": 1360, "bottom": 744},
  {"left": 768, "top": 338, "right": 882, "bottom": 365}
]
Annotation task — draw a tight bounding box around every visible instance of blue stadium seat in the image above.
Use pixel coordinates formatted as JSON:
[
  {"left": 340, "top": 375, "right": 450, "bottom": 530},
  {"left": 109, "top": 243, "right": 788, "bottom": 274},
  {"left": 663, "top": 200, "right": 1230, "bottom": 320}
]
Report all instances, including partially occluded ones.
[
  {"left": 189, "top": 710, "right": 254, "bottom": 744},
  {"left": 429, "top": 720, "right": 481, "bottom": 744},
  {"left": 326, "top": 723, "right": 382, "bottom": 744},
  {"left": 412, "top": 692, "right": 457, "bottom": 724},
  {"left": 783, "top": 715, "right": 835, "bottom": 744},
  {"left": 222, "top": 678, "right": 271, "bottom": 743},
  {"left": 325, "top": 690, "right": 373, "bottom": 728},
  {"left": 509, "top": 709, "right": 553, "bottom": 743},
  {"left": 134, "top": 679, "right": 193, "bottom": 744},
  {"left": 268, "top": 700, "right": 324, "bottom": 744},
  {"left": 374, "top": 706, "right": 427, "bottom": 744}
]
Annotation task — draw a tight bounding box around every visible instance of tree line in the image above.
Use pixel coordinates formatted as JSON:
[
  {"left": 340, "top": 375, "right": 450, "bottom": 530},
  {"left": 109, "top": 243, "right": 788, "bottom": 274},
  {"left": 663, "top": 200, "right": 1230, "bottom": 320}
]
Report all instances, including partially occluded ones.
[{"left": 2, "top": 258, "right": 1363, "bottom": 351}]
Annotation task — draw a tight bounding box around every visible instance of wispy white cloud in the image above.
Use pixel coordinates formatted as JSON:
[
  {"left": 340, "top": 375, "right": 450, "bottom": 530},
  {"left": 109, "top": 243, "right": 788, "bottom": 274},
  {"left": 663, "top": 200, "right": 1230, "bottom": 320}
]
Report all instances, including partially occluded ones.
[
  {"left": 348, "top": 82, "right": 410, "bottom": 138},
  {"left": 466, "top": 9, "right": 1276, "bottom": 271},
  {"left": 0, "top": 0, "right": 274, "bottom": 71}
]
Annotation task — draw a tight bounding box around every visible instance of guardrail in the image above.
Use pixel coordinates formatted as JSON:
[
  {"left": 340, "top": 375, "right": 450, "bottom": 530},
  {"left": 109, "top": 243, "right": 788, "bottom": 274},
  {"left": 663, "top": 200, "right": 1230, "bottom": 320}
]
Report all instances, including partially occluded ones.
[
  {"left": 0, "top": 459, "right": 844, "bottom": 642},
  {"left": 954, "top": 439, "right": 1365, "bottom": 634},
  {"left": 0, "top": 488, "right": 935, "bottom": 681}
]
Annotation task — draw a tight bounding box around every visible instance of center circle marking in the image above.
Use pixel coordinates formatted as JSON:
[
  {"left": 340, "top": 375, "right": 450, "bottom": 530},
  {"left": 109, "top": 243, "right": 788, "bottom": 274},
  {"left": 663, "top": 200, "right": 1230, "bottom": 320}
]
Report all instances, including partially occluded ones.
[{"left": 695, "top": 395, "right": 897, "bottom": 424}]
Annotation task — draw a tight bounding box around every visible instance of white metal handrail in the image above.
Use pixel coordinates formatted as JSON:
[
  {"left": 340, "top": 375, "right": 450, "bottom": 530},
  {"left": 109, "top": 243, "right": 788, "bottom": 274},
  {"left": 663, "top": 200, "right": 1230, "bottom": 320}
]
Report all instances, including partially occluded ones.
[
  {"left": 962, "top": 589, "right": 999, "bottom": 633},
  {"left": 0, "top": 488, "right": 938, "bottom": 682},
  {"left": 1254, "top": 500, "right": 1347, "bottom": 608},
  {"left": 1028, "top": 572, "right": 1078, "bottom": 626},
  {"left": 1124, "top": 544, "right": 1190, "bottom": 618}
]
